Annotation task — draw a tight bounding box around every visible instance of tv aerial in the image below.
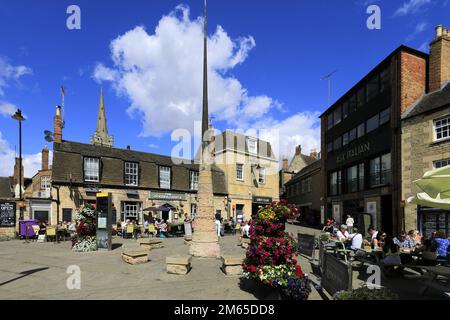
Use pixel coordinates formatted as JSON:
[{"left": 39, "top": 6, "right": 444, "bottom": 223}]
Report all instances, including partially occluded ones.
[{"left": 44, "top": 130, "right": 54, "bottom": 142}]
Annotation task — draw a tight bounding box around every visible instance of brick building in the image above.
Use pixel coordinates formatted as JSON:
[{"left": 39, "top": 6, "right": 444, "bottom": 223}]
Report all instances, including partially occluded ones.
[
  {"left": 320, "top": 45, "right": 428, "bottom": 235},
  {"left": 401, "top": 25, "right": 450, "bottom": 237},
  {"left": 285, "top": 159, "right": 323, "bottom": 227}
]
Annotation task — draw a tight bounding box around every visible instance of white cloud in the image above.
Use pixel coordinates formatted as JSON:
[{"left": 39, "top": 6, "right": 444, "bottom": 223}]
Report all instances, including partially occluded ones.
[
  {"left": 0, "top": 56, "right": 32, "bottom": 96},
  {"left": 393, "top": 0, "right": 432, "bottom": 17},
  {"left": 0, "top": 131, "right": 52, "bottom": 178},
  {"left": 0, "top": 102, "right": 17, "bottom": 117},
  {"left": 405, "top": 21, "right": 429, "bottom": 42},
  {"left": 93, "top": 5, "right": 322, "bottom": 160}
]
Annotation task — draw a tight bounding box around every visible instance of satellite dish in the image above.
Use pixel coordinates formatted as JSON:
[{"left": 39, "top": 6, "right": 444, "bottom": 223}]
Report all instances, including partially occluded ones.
[
  {"left": 45, "top": 136, "right": 54, "bottom": 142},
  {"left": 44, "top": 130, "right": 53, "bottom": 136}
]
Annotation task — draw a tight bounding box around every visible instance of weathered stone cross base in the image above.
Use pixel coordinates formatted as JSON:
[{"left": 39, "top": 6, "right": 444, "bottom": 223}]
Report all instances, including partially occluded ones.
[{"left": 189, "top": 231, "right": 221, "bottom": 258}]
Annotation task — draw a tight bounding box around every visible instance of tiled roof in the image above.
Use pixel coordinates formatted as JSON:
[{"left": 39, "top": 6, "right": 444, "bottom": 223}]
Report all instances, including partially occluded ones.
[
  {"left": 402, "top": 82, "right": 450, "bottom": 119},
  {"left": 285, "top": 160, "right": 321, "bottom": 186},
  {"left": 52, "top": 141, "right": 227, "bottom": 195}
]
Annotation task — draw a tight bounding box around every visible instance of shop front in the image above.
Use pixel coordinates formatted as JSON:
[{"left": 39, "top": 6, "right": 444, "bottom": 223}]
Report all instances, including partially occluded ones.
[
  {"left": 418, "top": 206, "right": 450, "bottom": 238},
  {"left": 252, "top": 196, "right": 272, "bottom": 218}
]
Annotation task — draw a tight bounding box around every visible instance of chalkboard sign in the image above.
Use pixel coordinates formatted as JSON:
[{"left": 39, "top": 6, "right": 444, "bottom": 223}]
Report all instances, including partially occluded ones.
[
  {"left": 321, "top": 252, "right": 352, "bottom": 296},
  {"left": 297, "top": 233, "right": 316, "bottom": 258},
  {"left": 0, "top": 202, "right": 16, "bottom": 227}
]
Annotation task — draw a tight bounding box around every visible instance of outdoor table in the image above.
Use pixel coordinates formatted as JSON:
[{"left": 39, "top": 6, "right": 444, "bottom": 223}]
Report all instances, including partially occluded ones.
[{"left": 413, "top": 265, "right": 450, "bottom": 295}]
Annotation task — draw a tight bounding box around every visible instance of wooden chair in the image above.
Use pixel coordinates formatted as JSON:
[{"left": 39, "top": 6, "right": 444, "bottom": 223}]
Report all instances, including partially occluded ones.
[{"left": 46, "top": 226, "right": 57, "bottom": 242}]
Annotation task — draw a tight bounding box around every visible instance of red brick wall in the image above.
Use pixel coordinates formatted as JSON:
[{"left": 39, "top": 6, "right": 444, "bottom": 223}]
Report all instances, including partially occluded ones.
[{"left": 399, "top": 51, "right": 427, "bottom": 114}]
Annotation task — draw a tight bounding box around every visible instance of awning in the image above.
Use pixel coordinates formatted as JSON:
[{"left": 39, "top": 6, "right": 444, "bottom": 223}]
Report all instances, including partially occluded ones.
[
  {"left": 408, "top": 193, "right": 450, "bottom": 210},
  {"left": 143, "top": 206, "right": 171, "bottom": 212}
]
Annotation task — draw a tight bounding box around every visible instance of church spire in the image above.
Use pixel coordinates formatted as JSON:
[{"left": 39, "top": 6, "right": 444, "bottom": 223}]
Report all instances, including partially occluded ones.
[{"left": 90, "top": 87, "right": 114, "bottom": 147}]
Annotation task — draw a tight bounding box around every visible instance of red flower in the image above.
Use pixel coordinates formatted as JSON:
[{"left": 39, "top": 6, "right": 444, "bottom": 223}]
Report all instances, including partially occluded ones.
[{"left": 249, "top": 265, "right": 257, "bottom": 273}]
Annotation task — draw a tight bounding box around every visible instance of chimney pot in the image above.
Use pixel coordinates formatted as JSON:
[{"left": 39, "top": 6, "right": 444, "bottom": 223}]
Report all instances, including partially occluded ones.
[
  {"left": 436, "top": 25, "right": 443, "bottom": 38},
  {"left": 429, "top": 24, "right": 450, "bottom": 92},
  {"left": 126, "top": 145, "right": 131, "bottom": 150}
]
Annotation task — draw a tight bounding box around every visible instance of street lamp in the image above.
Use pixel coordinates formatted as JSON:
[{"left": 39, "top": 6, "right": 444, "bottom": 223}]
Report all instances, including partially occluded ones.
[{"left": 12, "top": 109, "right": 25, "bottom": 220}]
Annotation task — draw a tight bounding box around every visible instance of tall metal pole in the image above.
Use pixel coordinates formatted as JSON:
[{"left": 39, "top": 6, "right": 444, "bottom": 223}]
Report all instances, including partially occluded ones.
[{"left": 19, "top": 118, "right": 23, "bottom": 220}]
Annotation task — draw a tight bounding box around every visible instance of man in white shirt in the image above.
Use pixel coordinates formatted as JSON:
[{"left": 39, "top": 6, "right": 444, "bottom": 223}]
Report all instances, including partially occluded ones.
[
  {"left": 336, "top": 225, "right": 349, "bottom": 241},
  {"left": 345, "top": 215, "right": 354, "bottom": 234},
  {"left": 348, "top": 227, "right": 363, "bottom": 250},
  {"left": 242, "top": 221, "right": 251, "bottom": 239}
]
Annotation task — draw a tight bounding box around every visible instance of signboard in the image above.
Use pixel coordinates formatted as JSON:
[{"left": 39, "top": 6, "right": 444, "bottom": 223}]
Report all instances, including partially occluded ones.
[
  {"left": 96, "top": 193, "right": 112, "bottom": 251},
  {"left": 297, "top": 233, "right": 316, "bottom": 259},
  {"left": 333, "top": 204, "right": 340, "bottom": 223},
  {"left": 367, "top": 201, "right": 377, "bottom": 228},
  {"left": 184, "top": 221, "right": 192, "bottom": 236},
  {"left": 320, "top": 206, "right": 325, "bottom": 225},
  {"left": 149, "top": 191, "right": 186, "bottom": 201},
  {"left": 321, "top": 252, "right": 353, "bottom": 296},
  {"left": 252, "top": 196, "right": 272, "bottom": 204},
  {"left": 0, "top": 202, "right": 16, "bottom": 227},
  {"left": 336, "top": 142, "right": 370, "bottom": 164}
]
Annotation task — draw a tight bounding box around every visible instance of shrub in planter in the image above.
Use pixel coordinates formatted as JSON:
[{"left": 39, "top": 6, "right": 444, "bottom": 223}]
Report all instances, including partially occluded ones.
[
  {"left": 243, "top": 201, "right": 311, "bottom": 300},
  {"left": 333, "top": 285, "right": 398, "bottom": 300},
  {"left": 71, "top": 204, "right": 97, "bottom": 252}
]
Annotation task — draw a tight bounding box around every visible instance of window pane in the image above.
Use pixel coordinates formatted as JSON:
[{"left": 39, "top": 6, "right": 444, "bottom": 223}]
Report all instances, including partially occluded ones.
[
  {"left": 358, "top": 163, "right": 365, "bottom": 191},
  {"left": 342, "top": 132, "right": 349, "bottom": 146},
  {"left": 380, "top": 67, "right": 390, "bottom": 93},
  {"left": 349, "top": 95, "right": 357, "bottom": 113},
  {"left": 333, "top": 137, "right": 341, "bottom": 150},
  {"left": 366, "top": 74, "right": 380, "bottom": 102},
  {"left": 159, "top": 166, "right": 171, "bottom": 189},
  {"left": 366, "top": 114, "right": 379, "bottom": 133},
  {"left": 236, "top": 164, "right": 244, "bottom": 180},
  {"left": 190, "top": 171, "right": 199, "bottom": 190},
  {"left": 343, "top": 102, "right": 349, "bottom": 119},
  {"left": 247, "top": 138, "right": 257, "bottom": 154},
  {"left": 347, "top": 165, "right": 358, "bottom": 193},
  {"left": 259, "top": 167, "right": 265, "bottom": 184},
  {"left": 357, "top": 87, "right": 365, "bottom": 108},
  {"left": 357, "top": 123, "right": 365, "bottom": 138},
  {"left": 125, "top": 162, "right": 138, "bottom": 186},
  {"left": 334, "top": 106, "right": 342, "bottom": 125},
  {"left": 379, "top": 108, "right": 390, "bottom": 125},
  {"left": 327, "top": 142, "right": 333, "bottom": 153},
  {"left": 84, "top": 158, "right": 99, "bottom": 182},
  {"left": 327, "top": 114, "right": 333, "bottom": 130},
  {"left": 434, "top": 116, "right": 450, "bottom": 141},
  {"left": 381, "top": 154, "right": 391, "bottom": 185},
  {"left": 370, "top": 157, "right": 380, "bottom": 186},
  {"left": 349, "top": 128, "right": 357, "bottom": 142}
]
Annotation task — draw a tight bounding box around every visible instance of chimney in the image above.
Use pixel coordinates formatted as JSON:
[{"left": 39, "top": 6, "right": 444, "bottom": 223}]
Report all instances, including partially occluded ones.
[
  {"left": 13, "top": 158, "right": 24, "bottom": 187},
  {"left": 126, "top": 145, "right": 131, "bottom": 150},
  {"left": 53, "top": 106, "right": 63, "bottom": 143},
  {"left": 282, "top": 158, "right": 288, "bottom": 171},
  {"left": 429, "top": 25, "right": 450, "bottom": 92},
  {"left": 42, "top": 146, "right": 49, "bottom": 171},
  {"left": 295, "top": 145, "right": 302, "bottom": 156},
  {"left": 310, "top": 149, "right": 318, "bottom": 159}
]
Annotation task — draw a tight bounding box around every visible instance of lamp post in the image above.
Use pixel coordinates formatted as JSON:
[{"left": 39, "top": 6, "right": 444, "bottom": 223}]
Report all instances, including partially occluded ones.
[{"left": 12, "top": 109, "right": 25, "bottom": 220}]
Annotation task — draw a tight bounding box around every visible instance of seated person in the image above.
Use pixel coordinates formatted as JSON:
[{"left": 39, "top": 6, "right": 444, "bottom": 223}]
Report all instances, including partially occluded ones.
[
  {"left": 408, "top": 230, "right": 422, "bottom": 246},
  {"left": 242, "top": 221, "right": 251, "bottom": 239},
  {"left": 415, "top": 238, "right": 437, "bottom": 266},
  {"left": 371, "top": 231, "right": 387, "bottom": 250},
  {"left": 336, "top": 225, "right": 349, "bottom": 242},
  {"left": 433, "top": 231, "right": 450, "bottom": 259},
  {"left": 382, "top": 236, "right": 402, "bottom": 274},
  {"left": 348, "top": 227, "right": 363, "bottom": 250},
  {"left": 393, "top": 231, "right": 416, "bottom": 249}
]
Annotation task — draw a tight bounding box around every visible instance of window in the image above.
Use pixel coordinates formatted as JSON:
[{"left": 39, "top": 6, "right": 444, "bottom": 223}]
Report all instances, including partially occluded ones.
[
  {"left": 327, "top": 142, "right": 333, "bottom": 153},
  {"left": 349, "top": 128, "right": 357, "bottom": 142},
  {"left": 379, "top": 108, "right": 390, "bottom": 126},
  {"left": 358, "top": 163, "right": 365, "bottom": 191},
  {"left": 159, "top": 166, "right": 171, "bottom": 189},
  {"left": 342, "top": 132, "right": 349, "bottom": 146},
  {"left": 357, "top": 123, "right": 365, "bottom": 138},
  {"left": 434, "top": 116, "right": 450, "bottom": 142},
  {"left": 327, "top": 114, "right": 333, "bottom": 130},
  {"left": 366, "top": 114, "right": 379, "bottom": 133},
  {"left": 191, "top": 204, "right": 197, "bottom": 220},
  {"left": 307, "top": 177, "right": 312, "bottom": 193},
  {"left": 190, "top": 171, "right": 199, "bottom": 190},
  {"left": 366, "top": 74, "right": 380, "bottom": 102},
  {"left": 247, "top": 138, "right": 258, "bottom": 155},
  {"left": 334, "top": 106, "right": 342, "bottom": 126},
  {"left": 434, "top": 158, "right": 450, "bottom": 169},
  {"left": 380, "top": 67, "right": 390, "bottom": 93},
  {"left": 258, "top": 167, "right": 265, "bottom": 184},
  {"left": 347, "top": 165, "right": 358, "bottom": 193},
  {"left": 370, "top": 153, "right": 391, "bottom": 187},
  {"left": 121, "top": 202, "right": 140, "bottom": 221},
  {"left": 62, "top": 209, "right": 72, "bottom": 223},
  {"left": 236, "top": 163, "right": 244, "bottom": 181},
  {"left": 349, "top": 94, "right": 357, "bottom": 113},
  {"left": 357, "top": 87, "right": 365, "bottom": 109},
  {"left": 40, "top": 176, "right": 51, "bottom": 190},
  {"left": 124, "top": 162, "right": 138, "bottom": 186},
  {"left": 84, "top": 158, "right": 100, "bottom": 182},
  {"left": 333, "top": 137, "right": 341, "bottom": 151},
  {"left": 329, "top": 171, "right": 342, "bottom": 196},
  {"left": 342, "top": 102, "right": 349, "bottom": 119}
]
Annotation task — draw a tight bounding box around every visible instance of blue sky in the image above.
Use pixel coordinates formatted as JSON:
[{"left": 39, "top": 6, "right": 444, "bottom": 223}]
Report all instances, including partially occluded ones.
[{"left": 0, "top": 0, "right": 449, "bottom": 177}]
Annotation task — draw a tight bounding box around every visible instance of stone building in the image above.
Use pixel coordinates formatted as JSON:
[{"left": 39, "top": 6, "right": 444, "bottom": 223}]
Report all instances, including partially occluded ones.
[
  {"left": 320, "top": 44, "right": 428, "bottom": 234},
  {"left": 401, "top": 25, "right": 450, "bottom": 237},
  {"left": 285, "top": 159, "right": 323, "bottom": 227},
  {"left": 279, "top": 146, "right": 318, "bottom": 199}
]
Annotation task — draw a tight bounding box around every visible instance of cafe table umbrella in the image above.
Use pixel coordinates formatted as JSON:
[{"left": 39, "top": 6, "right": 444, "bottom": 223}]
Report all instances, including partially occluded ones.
[{"left": 407, "top": 165, "right": 450, "bottom": 210}]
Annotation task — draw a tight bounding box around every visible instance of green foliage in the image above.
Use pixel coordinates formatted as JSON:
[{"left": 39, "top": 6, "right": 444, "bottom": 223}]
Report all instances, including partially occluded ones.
[{"left": 333, "top": 285, "right": 398, "bottom": 300}]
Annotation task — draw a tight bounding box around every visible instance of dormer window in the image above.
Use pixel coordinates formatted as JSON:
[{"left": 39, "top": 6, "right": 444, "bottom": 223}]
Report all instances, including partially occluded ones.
[{"left": 247, "top": 137, "right": 257, "bottom": 155}]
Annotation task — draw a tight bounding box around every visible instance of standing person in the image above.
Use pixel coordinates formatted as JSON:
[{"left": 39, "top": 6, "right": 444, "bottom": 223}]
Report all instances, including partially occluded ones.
[
  {"left": 160, "top": 220, "right": 168, "bottom": 238},
  {"left": 215, "top": 211, "right": 222, "bottom": 238},
  {"left": 433, "top": 231, "right": 450, "bottom": 259},
  {"left": 345, "top": 215, "right": 354, "bottom": 234}
]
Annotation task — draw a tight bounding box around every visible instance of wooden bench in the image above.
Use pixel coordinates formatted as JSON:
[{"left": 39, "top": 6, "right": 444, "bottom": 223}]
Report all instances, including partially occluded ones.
[
  {"left": 166, "top": 255, "right": 192, "bottom": 275},
  {"left": 122, "top": 248, "right": 149, "bottom": 265},
  {"left": 221, "top": 255, "right": 244, "bottom": 275}
]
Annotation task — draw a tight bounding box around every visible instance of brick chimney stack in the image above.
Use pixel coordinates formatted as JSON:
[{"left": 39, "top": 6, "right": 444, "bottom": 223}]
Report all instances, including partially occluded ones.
[
  {"left": 42, "top": 146, "right": 49, "bottom": 171},
  {"left": 310, "top": 149, "right": 318, "bottom": 159},
  {"left": 54, "top": 106, "right": 63, "bottom": 143},
  {"left": 13, "top": 158, "right": 24, "bottom": 187},
  {"left": 295, "top": 145, "right": 302, "bottom": 156},
  {"left": 429, "top": 25, "right": 450, "bottom": 92},
  {"left": 282, "top": 158, "right": 288, "bottom": 171}
]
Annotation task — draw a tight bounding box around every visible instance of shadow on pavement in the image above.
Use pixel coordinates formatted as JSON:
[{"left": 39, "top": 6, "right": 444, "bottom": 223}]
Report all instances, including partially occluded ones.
[{"left": 0, "top": 267, "right": 49, "bottom": 286}]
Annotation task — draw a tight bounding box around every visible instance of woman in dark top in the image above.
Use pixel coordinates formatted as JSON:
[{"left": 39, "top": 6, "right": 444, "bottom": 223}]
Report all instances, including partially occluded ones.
[{"left": 38, "top": 221, "right": 47, "bottom": 235}]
